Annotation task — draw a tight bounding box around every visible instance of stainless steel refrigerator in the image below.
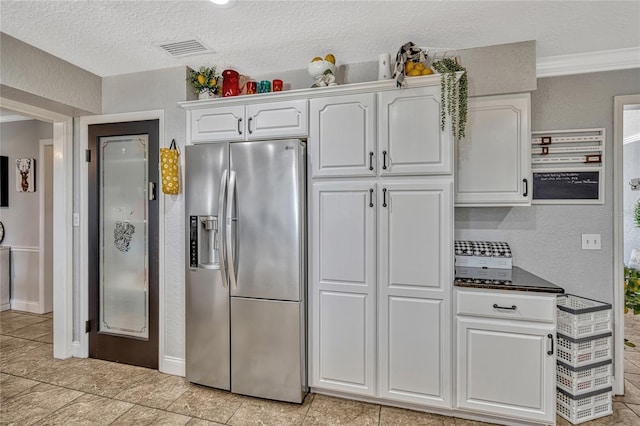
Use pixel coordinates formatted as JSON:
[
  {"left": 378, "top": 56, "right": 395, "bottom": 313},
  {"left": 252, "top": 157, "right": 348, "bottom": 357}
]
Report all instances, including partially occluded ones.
[{"left": 185, "top": 139, "right": 307, "bottom": 404}]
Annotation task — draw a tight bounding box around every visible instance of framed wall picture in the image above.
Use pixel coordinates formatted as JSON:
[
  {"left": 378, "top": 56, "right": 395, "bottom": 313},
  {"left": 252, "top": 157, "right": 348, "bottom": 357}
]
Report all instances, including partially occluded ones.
[
  {"left": 0, "top": 156, "right": 8, "bottom": 206},
  {"left": 16, "top": 158, "right": 36, "bottom": 193}
]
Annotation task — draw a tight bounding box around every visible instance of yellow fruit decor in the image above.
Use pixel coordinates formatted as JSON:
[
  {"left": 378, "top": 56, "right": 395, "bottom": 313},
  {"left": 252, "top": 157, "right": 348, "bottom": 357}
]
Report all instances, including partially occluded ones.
[
  {"left": 187, "top": 66, "right": 221, "bottom": 96},
  {"left": 324, "top": 54, "right": 336, "bottom": 64}
]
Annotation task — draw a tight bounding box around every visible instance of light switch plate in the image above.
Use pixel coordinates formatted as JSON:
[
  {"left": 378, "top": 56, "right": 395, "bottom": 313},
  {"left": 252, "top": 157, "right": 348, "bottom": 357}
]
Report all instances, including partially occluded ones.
[{"left": 582, "top": 234, "right": 601, "bottom": 250}]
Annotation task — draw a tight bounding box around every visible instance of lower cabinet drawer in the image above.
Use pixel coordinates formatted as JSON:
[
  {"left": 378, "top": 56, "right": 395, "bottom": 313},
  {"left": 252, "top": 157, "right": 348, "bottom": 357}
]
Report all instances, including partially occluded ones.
[{"left": 456, "top": 290, "right": 555, "bottom": 323}]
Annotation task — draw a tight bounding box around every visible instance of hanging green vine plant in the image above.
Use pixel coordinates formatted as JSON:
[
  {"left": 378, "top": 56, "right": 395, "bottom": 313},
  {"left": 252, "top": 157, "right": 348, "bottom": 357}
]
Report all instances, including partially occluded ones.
[
  {"left": 432, "top": 58, "right": 468, "bottom": 140},
  {"left": 635, "top": 199, "right": 640, "bottom": 228}
]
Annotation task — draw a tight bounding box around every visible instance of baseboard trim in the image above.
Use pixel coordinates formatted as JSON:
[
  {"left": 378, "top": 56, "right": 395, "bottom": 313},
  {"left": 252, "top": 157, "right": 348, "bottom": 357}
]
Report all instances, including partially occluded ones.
[
  {"left": 72, "top": 340, "right": 87, "bottom": 358},
  {"left": 10, "top": 299, "right": 41, "bottom": 313},
  {"left": 160, "top": 355, "right": 185, "bottom": 377}
]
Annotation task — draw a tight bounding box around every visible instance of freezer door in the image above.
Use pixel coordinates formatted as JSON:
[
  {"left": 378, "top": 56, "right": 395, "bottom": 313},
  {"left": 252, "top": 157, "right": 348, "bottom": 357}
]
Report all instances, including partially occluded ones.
[
  {"left": 231, "top": 297, "right": 305, "bottom": 403},
  {"left": 229, "top": 140, "right": 305, "bottom": 301},
  {"left": 185, "top": 268, "right": 230, "bottom": 390},
  {"left": 185, "top": 143, "right": 228, "bottom": 218}
]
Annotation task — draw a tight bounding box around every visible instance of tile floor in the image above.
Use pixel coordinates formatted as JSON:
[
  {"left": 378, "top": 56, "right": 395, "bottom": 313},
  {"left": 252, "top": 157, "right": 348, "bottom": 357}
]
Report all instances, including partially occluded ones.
[{"left": 1, "top": 310, "right": 639, "bottom": 426}]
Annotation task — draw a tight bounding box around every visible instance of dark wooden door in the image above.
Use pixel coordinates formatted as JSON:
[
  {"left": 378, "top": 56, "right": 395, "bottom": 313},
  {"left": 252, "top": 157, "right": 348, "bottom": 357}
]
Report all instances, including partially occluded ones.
[{"left": 88, "top": 120, "right": 159, "bottom": 369}]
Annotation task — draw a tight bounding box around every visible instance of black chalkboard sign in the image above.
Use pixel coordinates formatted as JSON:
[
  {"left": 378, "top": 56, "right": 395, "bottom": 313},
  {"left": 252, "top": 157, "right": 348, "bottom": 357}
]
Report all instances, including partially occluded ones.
[{"left": 533, "top": 171, "right": 600, "bottom": 201}]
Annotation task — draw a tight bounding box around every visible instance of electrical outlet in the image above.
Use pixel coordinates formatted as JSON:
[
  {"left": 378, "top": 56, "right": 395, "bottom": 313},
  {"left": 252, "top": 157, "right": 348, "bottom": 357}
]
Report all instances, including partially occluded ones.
[{"left": 582, "top": 234, "right": 601, "bottom": 250}]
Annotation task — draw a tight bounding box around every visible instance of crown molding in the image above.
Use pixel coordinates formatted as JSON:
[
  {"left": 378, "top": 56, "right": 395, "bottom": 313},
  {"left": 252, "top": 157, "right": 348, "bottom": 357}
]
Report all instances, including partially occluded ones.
[{"left": 537, "top": 47, "right": 640, "bottom": 78}]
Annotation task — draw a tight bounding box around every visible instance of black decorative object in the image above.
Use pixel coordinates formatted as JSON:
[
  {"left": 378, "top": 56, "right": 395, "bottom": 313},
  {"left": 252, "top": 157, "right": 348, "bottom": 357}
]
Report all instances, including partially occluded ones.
[{"left": 0, "top": 156, "right": 8, "bottom": 207}]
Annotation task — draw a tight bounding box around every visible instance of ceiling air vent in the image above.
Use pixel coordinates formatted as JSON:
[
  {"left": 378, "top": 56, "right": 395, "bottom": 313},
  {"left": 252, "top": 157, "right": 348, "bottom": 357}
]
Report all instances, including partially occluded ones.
[{"left": 155, "top": 38, "right": 212, "bottom": 58}]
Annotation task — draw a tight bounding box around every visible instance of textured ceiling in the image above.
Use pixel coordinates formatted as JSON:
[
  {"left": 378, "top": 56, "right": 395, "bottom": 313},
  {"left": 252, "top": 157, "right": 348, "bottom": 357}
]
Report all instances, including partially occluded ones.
[{"left": 1, "top": 0, "right": 639, "bottom": 78}]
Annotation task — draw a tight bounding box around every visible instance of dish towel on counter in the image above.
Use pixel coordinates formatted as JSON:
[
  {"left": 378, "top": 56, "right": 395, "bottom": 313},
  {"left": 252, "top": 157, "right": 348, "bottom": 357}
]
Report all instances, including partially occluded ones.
[
  {"left": 454, "top": 241, "right": 512, "bottom": 258},
  {"left": 393, "top": 41, "right": 427, "bottom": 87}
]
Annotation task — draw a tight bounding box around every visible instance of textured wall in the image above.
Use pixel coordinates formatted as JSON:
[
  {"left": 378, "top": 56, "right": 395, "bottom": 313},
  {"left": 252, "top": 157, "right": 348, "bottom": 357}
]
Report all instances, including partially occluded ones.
[
  {"left": 101, "top": 66, "right": 194, "bottom": 361},
  {"left": 0, "top": 33, "right": 101, "bottom": 114},
  {"left": 624, "top": 140, "right": 640, "bottom": 264},
  {"left": 456, "top": 68, "right": 640, "bottom": 303},
  {"left": 0, "top": 119, "right": 53, "bottom": 306}
]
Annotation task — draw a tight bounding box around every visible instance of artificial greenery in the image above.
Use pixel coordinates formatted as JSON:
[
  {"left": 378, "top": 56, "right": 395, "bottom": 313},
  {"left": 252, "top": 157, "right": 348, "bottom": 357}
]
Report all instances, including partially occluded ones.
[
  {"left": 187, "top": 66, "right": 221, "bottom": 95},
  {"left": 432, "top": 58, "right": 468, "bottom": 140},
  {"left": 635, "top": 199, "right": 640, "bottom": 228}
]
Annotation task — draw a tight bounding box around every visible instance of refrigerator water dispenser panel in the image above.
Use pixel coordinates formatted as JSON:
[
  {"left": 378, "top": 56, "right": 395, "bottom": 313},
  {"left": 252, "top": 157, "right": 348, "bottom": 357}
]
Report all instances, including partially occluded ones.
[{"left": 190, "top": 215, "right": 220, "bottom": 269}]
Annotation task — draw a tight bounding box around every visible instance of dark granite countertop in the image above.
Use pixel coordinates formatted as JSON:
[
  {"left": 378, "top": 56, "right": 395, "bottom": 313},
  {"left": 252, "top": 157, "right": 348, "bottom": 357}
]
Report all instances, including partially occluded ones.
[{"left": 454, "top": 266, "right": 565, "bottom": 294}]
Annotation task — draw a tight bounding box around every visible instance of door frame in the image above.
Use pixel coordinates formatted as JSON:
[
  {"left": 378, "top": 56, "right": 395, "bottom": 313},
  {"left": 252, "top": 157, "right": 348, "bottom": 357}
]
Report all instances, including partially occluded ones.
[
  {"left": 39, "top": 138, "right": 54, "bottom": 314},
  {"left": 613, "top": 94, "right": 640, "bottom": 394},
  {"left": 79, "top": 111, "right": 165, "bottom": 369},
  {"left": 0, "top": 96, "right": 74, "bottom": 359}
]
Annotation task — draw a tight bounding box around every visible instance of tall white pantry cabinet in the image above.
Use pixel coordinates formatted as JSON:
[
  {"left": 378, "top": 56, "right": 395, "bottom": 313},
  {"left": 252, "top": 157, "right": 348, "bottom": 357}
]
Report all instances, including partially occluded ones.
[{"left": 308, "top": 81, "right": 454, "bottom": 408}]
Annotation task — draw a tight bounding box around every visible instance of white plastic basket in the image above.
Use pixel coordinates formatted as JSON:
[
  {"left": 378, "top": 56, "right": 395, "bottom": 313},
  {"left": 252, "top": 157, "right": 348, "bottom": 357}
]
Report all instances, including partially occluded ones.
[
  {"left": 556, "top": 333, "right": 612, "bottom": 368},
  {"left": 556, "top": 387, "right": 612, "bottom": 424},
  {"left": 557, "top": 295, "right": 612, "bottom": 339},
  {"left": 556, "top": 360, "right": 612, "bottom": 395}
]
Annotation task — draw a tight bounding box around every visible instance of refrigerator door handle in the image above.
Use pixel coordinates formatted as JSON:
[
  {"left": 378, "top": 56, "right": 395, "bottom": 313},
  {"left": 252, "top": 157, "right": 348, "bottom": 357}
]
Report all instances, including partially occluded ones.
[
  {"left": 218, "top": 169, "right": 229, "bottom": 288},
  {"left": 226, "top": 170, "right": 238, "bottom": 290}
]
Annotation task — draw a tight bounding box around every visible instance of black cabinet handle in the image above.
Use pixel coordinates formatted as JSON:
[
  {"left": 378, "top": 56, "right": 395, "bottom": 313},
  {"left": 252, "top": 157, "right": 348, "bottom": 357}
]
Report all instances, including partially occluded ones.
[
  {"left": 523, "top": 178, "right": 529, "bottom": 197},
  {"left": 369, "top": 188, "right": 374, "bottom": 208},
  {"left": 248, "top": 117, "right": 253, "bottom": 134},
  {"left": 382, "top": 150, "right": 388, "bottom": 170},
  {"left": 547, "top": 334, "right": 554, "bottom": 355},
  {"left": 237, "top": 118, "right": 243, "bottom": 135},
  {"left": 493, "top": 304, "right": 517, "bottom": 310},
  {"left": 382, "top": 188, "right": 387, "bottom": 207},
  {"left": 369, "top": 152, "right": 374, "bottom": 171}
]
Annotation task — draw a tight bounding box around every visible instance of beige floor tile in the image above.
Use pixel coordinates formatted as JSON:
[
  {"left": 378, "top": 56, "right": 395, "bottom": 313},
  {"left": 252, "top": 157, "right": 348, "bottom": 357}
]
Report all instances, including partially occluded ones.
[
  {"left": 111, "top": 404, "right": 194, "bottom": 426},
  {"left": 615, "top": 379, "right": 640, "bottom": 404},
  {"left": 114, "top": 372, "right": 191, "bottom": 409},
  {"left": 228, "top": 392, "right": 314, "bottom": 426},
  {"left": 0, "top": 382, "right": 83, "bottom": 425},
  {"left": 380, "top": 406, "right": 455, "bottom": 425},
  {"left": 37, "top": 393, "right": 133, "bottom": 425},
  {"left": 627, "top": 373, "right": 640, "bottom": 390},
  {"left": 186, "top": 418, "right": 227, "bottom": 426},
  {"left": 625, "top": 359, "right": 640, "bottom": 375},
  {"left": 625, "top": 350, "right": 640, "bottom": 366},
  {"left": 625, "top": 402, "right": 640, "bottom": 417},
  {"left": 0, "top": 335, "right": 46, "bottom": 362},
  {"left": 5, "top": 318, "right": 52, "bottom": 340},
  {"left": 168, "top": 385, "right": 246, "bottom": 424},
  {"left": 303, "top": 394, "right": 380, "bottom": 426},
  {"left": 0, "top": 312, "right": 49, "bottom": 333},
  {"left": 584, "top": 401, "right": 637, "bottom": 425},
  {"left": 0, "top": 343, "right": 57, "bottom": 377},
  {"left": 0, "top": 372, "right": 39, "bottom": 401}
]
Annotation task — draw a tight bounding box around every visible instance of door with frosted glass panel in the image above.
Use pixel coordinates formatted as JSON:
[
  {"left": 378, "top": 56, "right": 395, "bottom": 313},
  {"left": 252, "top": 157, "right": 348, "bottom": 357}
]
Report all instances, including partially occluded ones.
[{"left": 88, "top": 120, "right": 159, "bottom": 369}]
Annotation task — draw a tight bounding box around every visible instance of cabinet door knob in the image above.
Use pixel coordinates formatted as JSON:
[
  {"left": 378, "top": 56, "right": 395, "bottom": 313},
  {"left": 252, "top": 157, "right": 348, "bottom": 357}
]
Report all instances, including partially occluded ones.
[
  {"left": 523, "top": 178, "right": 529, "bottom": 197},
  {"left": 547, "top": 333, "right": 554, "bottom": 355},
  {"left": 382, "top": 151, "right": 388, "bottom": 170},
  {"left": 369, "top": 188, "right": 374, "bottom": 208},
  {"left": 248, "top": 117, "right": 253, "bottom": 134},
  {"left": 369, "top": 152, "right": 374, "bottom": 171},
  {"left": 382, "top": 188, "right": 387, "bottom": 207},
  {"left": 237, "top": 118, "right": 243, "bottom": 135}
]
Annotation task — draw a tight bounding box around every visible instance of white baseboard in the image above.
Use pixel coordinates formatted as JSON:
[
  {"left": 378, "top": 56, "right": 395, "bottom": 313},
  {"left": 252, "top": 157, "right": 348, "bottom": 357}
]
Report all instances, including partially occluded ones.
[
  {"left": 72, "top": 340, "right": 87, "bottom": 358},
  {"left": 0, "top": 303, "right": 10, "bottom": 312},
  {"left": 160, "top": 355, "right": 185, "bottom": 377},
  {"left": 10, "top": 299, "right": 41, "bottom": 314}
]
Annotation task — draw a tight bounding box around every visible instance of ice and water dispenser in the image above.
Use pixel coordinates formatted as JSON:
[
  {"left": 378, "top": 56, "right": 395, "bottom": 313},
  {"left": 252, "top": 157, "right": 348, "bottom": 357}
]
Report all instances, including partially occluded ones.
[{"left": 189, "top": 215, "right": 220, "bottom": 269}]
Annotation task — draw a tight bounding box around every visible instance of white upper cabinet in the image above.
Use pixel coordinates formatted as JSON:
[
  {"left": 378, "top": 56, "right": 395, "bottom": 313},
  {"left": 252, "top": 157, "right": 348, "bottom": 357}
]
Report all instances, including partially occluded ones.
[
  {"left": 378, "top": 86, "right": 453, "bottom": 176},
  {"left": 455, "top": 93, "right": 531, "bottom": 206},
  {"left": 190, "top": 100, "right": 308, "bottom": 142},
  {"left": 310, "top": 93, "right": 376, "bottom": 178}
]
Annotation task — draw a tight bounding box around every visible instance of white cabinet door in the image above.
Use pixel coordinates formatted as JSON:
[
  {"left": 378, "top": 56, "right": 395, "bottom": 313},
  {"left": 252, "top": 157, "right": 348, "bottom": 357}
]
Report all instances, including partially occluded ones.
[
  {"left": 310, "top": 93, "right": 376, "bottom": 178},
  {"left": 456, "top": 317, "right": 555, "bottom": 424},
  {"left": 455, "top": 93, "right": 531, "bottom": 206},
  {"left": 190, "top": 106, "right": 245, "bottom": 142},
  {"left": 378, "top": 180, "right": 453, "bottom": 407},
  {"left": 378, "top": 86, "right": 453, "bottom": 176},
  {"left": 310, "top": 181, "right": 377, "bottom": 396},
  {"left": 246, "top": 99, "right": 308, "bottom": 140}
]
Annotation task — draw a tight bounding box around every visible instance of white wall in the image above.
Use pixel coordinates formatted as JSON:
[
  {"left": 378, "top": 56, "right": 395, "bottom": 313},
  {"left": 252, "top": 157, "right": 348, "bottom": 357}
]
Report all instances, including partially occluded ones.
[
  {"left": 0, "top": 119, "right": 53, "bottom": 312},
  {"left": 456, "top": 68, "right": 640, "bottom": 304}
]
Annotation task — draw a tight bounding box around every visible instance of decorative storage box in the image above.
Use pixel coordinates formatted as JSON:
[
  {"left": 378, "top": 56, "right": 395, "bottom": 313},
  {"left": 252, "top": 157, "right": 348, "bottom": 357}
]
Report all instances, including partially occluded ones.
[
  {"left": 557, "top": 295, "right": 612, "bottom": 339},
  {"left": 556, "top": 333, "right": 612, "bottom": 368},
  {"left": 556, "top": 387, "right": 612, "bottom": 424},
  {"left": 454, "top": 240, "right": 513, "bottom": 270},
  {"left": 556, "top": 359, "right": 612, "bottom": 396}
]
